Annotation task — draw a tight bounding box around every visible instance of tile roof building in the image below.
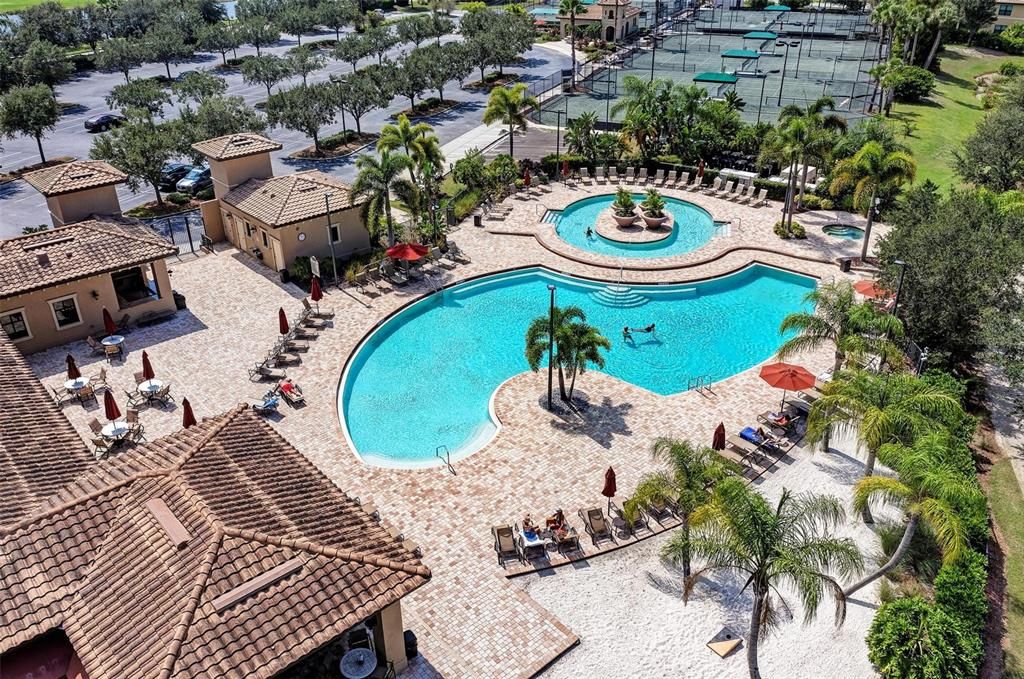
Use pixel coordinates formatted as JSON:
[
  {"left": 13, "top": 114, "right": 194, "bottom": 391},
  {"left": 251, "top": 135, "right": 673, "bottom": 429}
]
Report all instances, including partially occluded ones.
[
  {"left": 222, "top": 171, "right": 356, "bottom": 228},
  {"left": 21, "top": 160, "right": 128, "bottom": 228},
  {"left": 191, "top": 133, "right": 284, "bottom": 162},
  {"left": 0, "top": 333, "right": 429, "bottom": 678},
  {"left": 558, "top": 0, "right": 639, "bottom": 41}
]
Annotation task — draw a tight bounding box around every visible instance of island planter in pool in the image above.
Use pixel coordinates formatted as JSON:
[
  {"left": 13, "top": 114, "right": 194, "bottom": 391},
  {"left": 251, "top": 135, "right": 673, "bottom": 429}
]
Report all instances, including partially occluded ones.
[
  {"left": 640, "top": 188, "right": 669, "bottom": 229},
  {"left": 611, "top": 187, "right": 639, "bottom": 227}
]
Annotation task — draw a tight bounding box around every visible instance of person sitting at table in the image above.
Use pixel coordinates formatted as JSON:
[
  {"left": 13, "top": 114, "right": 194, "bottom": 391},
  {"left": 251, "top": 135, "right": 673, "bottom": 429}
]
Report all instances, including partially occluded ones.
[{"left": 522, "top": 514, "right": 538, "bottom": 534}]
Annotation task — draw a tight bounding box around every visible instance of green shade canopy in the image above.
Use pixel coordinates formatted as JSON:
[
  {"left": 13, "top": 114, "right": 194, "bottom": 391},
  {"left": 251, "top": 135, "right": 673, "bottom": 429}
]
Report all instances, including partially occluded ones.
[
  {"left": 743, "top": 31, "right": 778, "bottom": 40},
  {"left": 721, "top": 49, "right": 761, "bottom": 59},
  {"left": 694, "top": 72, "right": 739, "bottom": 84},
  {"left": 765, "top": 4, "right": 791, "bottom": 10}
]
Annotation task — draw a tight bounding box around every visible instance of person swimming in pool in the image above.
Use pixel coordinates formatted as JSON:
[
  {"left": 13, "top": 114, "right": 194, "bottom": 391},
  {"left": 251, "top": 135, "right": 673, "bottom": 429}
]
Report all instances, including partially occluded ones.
[
  {"left": 628, "top": 324, "right": 656, "bottom": 334},
  {"left": 585, "top": 226, "right": 594, "bottom": 238},
  {"left": 622, "top": 326, "right": 632, "bottom": 341}
]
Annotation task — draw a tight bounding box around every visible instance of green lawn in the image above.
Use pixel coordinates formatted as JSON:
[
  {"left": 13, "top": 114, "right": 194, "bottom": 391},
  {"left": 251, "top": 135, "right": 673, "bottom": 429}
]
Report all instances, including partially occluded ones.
[
  {"left": 988, "top": 457, "right": 1024, "bottom": 678},
  {"left": 890, "top": 47, "right": 1024, "bottom": 190},
  {"left": 0, "top": 0, "right": 92, "bottom": 11}
]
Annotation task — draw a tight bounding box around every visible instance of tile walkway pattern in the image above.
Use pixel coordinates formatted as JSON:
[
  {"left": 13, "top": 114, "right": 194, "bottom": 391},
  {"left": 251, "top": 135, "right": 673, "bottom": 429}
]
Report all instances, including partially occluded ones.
[{"left": 27, "top": 188, "right": 879, "bottom": 679}]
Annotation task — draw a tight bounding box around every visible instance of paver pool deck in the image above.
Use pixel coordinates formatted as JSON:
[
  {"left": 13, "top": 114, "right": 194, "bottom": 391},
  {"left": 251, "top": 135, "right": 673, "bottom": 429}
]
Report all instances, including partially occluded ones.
[{"left": 27, "top": 181, "right": 887, "bottom": 678}]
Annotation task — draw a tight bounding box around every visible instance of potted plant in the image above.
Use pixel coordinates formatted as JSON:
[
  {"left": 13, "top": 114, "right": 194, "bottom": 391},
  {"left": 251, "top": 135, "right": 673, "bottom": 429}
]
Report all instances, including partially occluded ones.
[
  {"left": 640, "top": 188, "right": 668, "bottom": 228},
  {"left": 612, "top": 186, "right": 638, "bottom": 226}
]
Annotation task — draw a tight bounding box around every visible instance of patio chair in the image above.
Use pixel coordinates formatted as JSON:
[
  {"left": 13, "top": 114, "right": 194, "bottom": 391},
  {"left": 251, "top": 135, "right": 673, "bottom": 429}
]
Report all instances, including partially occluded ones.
[
  {"left": 269, "top": 349, "right": 301, "bottom": 367},
  {"left": 88, "top": 418, "right": 103, "bottom": 435},
  {"left": 551, "top": 524, "right": 581, "bottom": 554},
  {"left": 730, "top": 183, "right": 752, "bottom": 202},
  {"left": 381, "top": 261, "right": 409, "bottom": 287},
  {"left": 608, "top": 167, "right": 619, "bottom": 183},
  {"left": 86, "top": 335, "right": 105, "bottom": 356},
  {"left": 50, "top": 385, "right": 72, "bottom": 407},
  {"left": 124, "top": 388, "right": 145, "bottom": 408},
  {"left": 644, "top": 498, "right": 675, "bottom": 524},
  {"left": 76, "top": 384, "right": 97, "bottom": 405},
  {"left": 703, "top": 176, "right": 724, "bottom": 195},
  {"left": 637, "top": 167, "right": 649, "bottom": 183},
  {"left": 116, "top": 314, "right": 131, "bottom": 332},
  {"left": 652, "top": 168, "right": 665, "bottom": 184},
  {"left": 252, "top": 363, "right": 287, "bottom": 382},
  {"left": 278, "top": 379, "right": 306, "bottom": 407},
  {"left": 677, "top": 171, "right": 690, "bottom": 187},
  {"left": 104, "top": 344, "right": 123, "bottom": 363},
  {"left": 748, "top": 187, "right": 769, "bottom": 206},
  {"left": 446, "top": 242, "right": 472, "bottom": 263},
  {"left": 493, "top": 524, "right": 524, "bottom": 569},
  {"left": 252, "top": 391, "right": 280, "bottom": 415},
  {"left": 624, "top": 167, "right": 636, "bottom": 184},
  {"left": 91, "top": 367, "right": 108, "bottom": 389},
  {"left": 578, "top": 507, "right": 616, "bottom": 547},
  {"left": 595, "top": 166, "right": 607, "bottom": 184},
  {"left": 290, "top": 322, "right": 317, "bottom": 340},
  {"left": 614, "top": 500, "right": 652, "bottom": 537},
  {"left": 91, "top": 437, "right": 110, "bottom": 459},
  {"left": 152, "top": 384, "right": 175, "bottom": 407},
  {"left": 687, "top": 173, "right": 703, "bottom": 191},
  {"left": 430, "top": 247, "right": 457, "bottom": 270},
  {"left": 579, "top": 167, "right": 592, "bottom": 184},
  {"left": 133, "top": 371, "right": 145, "bottom": 385},
  {"left": 348, "top": 627, "right": 375, "bottom": 653},
  {"left": 282, "top": 337, "right": 309, "bottom": 352},
  {"left": 715, "top": 180, "right": 736, "bottom": 198}
]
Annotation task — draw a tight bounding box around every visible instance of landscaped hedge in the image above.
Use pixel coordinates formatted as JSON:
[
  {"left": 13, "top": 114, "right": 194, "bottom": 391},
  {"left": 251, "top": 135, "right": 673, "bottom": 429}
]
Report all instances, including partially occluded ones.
[
  {"left": 934, "top": 549, "right": 988, "bottom": 634},
  {"left": 867, "top": 596, "right": 983, "bottom": 678}
]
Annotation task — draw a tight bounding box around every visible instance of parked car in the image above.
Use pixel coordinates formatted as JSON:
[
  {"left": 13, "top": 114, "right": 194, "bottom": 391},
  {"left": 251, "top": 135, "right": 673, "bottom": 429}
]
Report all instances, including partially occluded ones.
[
  {"left": 159, "top": 163, "right": 193, "bottom": 192},
  {"left": 175, "top": 166, "right": 212, "bottom": 195},
  {"left": 84, "top": 112, "right": 126, "bottom": 132}
]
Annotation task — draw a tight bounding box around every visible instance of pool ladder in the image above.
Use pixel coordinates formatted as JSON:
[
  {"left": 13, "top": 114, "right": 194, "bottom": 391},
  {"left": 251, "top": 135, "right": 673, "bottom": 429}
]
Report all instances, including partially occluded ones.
[
  {"left": 688, "top": 374, "right": 714, "bottom": 394},
  {"left": 436, "top": 445, "right": 457, "bottom": 475}
]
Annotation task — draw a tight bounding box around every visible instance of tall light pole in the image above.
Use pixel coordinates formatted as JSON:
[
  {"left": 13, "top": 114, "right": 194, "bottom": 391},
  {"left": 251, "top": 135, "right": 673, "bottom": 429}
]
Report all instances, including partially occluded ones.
[
  {"left": 649, "top": 0, "right": 660, "bottom": 82},
  {"left": 892, "top": 259, "right": 908, "bottom": 319},
  {"left": 324, "top": 194, "right": 339, "bottom": 288},
  {"left": 682, "top": 17, "right": 690, "bottom": 71},
  {"left": 547, "top": 284, "right": 556, "bottom": 410},
  {"left": 775, "top": 40, "right": 798, "bottom": 107},
  {"left": 757, "top": 68, "right": 779, "bottom": 124}
]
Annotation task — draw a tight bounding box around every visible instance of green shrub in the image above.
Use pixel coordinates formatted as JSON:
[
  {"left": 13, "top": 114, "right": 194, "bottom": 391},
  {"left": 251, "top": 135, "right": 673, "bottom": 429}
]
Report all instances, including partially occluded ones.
[
  {"left": 890, "top": 65, "right": 936, "bottom": 103},
  {"left": 998, "top": 24, "right": 1024, "bottom": 53},
  {"left": 453, "top": 149, "right": 487, "bottom": 189},
  {"left": 640, "top": 188, "right": 665, "bottom": 217},
  {"left": 753, "top": 177, "right": 789, "bottom": 201},
  {"left": 934, "top": 549, "right": 988, "bottom": 634},
  {"left": 801, "top": 195, "right": 821, "bottom": 209},
  {"left": 999, "top": 61, "right": 1023, "bottom": 77},
  {"left": 539, "top": 153, "right": 587, "bottom": 176},
  {"left": 452, "top": 188, "right": 482, "bottom": 220},
  {"left": 320, "top": 129, "right": 361, "bottom": 150},
  {"left": 867, "top": 597, "right": 983, "bottom": 679},
  {"left": 21, "top": 224, "right": 49, "bottom": 234},
  {"left": 773, "top": 220, "right": 789, "bottom": 238},
  {"left": 167, "top": 192, "right": 191, "bottom": 205},
  {"left": 613, "top": 187, "right": 637, "bottom": 217},
  {"left": 290, "top": 256, "right": 312, "bottom": 284},
  {"left": 485, "top": 154, "right": 519, "bottom": 192},
  {"left": 790, "top": 221, "right": 805, "bottom": 238},
  {"left": 773, "top": 220, "right": 806, "bottom": 239},
  {"left": 196, "top": 186, "right": 214, "bottom": 201},
  {"left": 818, "top": 197, "right": 834, "bottom": 210}
]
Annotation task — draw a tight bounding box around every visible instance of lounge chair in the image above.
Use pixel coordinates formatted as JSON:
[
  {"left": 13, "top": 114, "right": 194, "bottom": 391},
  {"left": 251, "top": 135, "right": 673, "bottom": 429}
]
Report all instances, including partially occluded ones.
[
  {"left": 578, "top": 507, "right": 616, "bottom": 547},
  {"left": 608, "top": 167, "right": 619, "bottom": 183},
  {"left": 595, "top": 166, "right": 607, "bottom": 184},
  {"left": 676, "top": 171, "right": 690, "bottom": 188},
  {"left": 637, "top": 167, "right": 648, "bottom": 183},
  {"left": 652, "top": 169, "right": 665, "bottom": 184},
  {"left": 269, "top": 350, "right": 300, "bottom": 367},
  {"left": 704, "top": 176, "right": 724, "bottom": 195},
  {"left": 615, "top": 500, "right": 652, "bottom": 536},
  {"left": 492, "top": 524, "right": 522, "bottom": 566},
  {"left": 579, "top": 167, "right": 592, "bottom": 183},
  {"left": 664, "top": 170, "right": 677, "bottom": 186},
  {"left": 282, "top": 337, "right": 309, "bottom": 352},
  {"left": 430, "top": 247, "right": 457, "bottom": 270},
  {"left": 86, "top": 336, "right": 105, "bottom": 356},
  {"left": 302, "top": 297, "right": 335, "bottom": 319},
  {"left": 278, "top": 379, "right": 306, "bottom": 407},
  {"left": 381, "top": 261, "right": 409, "bottom": 287},
  {"left": 251, "top": 363, "right": 286, "bottom": 382},
  {"left": 624, "top": 167, "right": 636, "bottom": 184},
  {"left": 252, "top": 391, "right": 280, "bottom": 415},
  {"left": 290, "top": 323, "right": 317, "bottom": 339},
  {"left": 687, "top": 173, "right": 703, "bottom": 191},
  {"left": 551, "top": 525, "right": 581, "bottom": 553},
  {"left": 714, "top": 180, "right": 735, "bottom": 198},
  {"left": 749, "top": 187, "right": 768, "bottom": 206},
  {"left": 446, "top": 242, "right": 472, "bottom": 263}
]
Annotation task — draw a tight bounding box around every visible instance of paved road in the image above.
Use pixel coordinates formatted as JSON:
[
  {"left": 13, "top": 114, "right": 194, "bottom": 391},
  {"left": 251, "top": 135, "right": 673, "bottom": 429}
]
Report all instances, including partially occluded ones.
[{"left": 0, "top": 27, "right": 570, "bottom": 238}]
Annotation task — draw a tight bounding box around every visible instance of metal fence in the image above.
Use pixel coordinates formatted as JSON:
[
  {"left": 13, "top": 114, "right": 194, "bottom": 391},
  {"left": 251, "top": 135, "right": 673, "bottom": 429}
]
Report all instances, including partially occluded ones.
[{"left": 138, "top": 208, "right": 208, "bottom": 255}]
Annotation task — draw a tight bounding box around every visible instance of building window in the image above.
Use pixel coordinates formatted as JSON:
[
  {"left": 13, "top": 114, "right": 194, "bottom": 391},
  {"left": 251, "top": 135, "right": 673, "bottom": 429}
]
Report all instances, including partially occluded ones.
[
  {"left": 112, "top": 266, "right": 159, "bottom": 307},
  {"left": 998, "top": 3, "right": 1012, "bottom": 15},
  {"left": 329, "top": 225, "right": 340, "bottom": 242},
  {"left": 244, "top": 221, "right": 253, "bottom": 237},
  {"left": 995, "top": 23, "right": 1007, "bottom": 32},
  {"left": 261, "top": 230, "right": 269, "bottom": 247},
  {"left": 49, "top": 295, "right": 81, "bottom": 329},
  {"left": 0, "top": 309, "right": 30, "bottom": 341}
]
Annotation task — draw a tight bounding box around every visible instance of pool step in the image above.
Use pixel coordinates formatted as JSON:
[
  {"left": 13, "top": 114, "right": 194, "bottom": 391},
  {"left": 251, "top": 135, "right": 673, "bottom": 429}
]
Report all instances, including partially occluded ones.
[
  {"left": 542, "top": 210, "right": 563, "bottom": 225},
  {"left": 589, "top": 285, "right": 650, "bottom": 308}
]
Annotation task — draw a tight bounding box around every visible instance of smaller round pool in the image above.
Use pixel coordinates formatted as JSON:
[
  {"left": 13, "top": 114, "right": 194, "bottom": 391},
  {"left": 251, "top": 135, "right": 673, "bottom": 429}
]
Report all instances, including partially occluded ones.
[
  {"left": 822, "top": 223, "right": 864, "bottom": 240},
  {"left": 552, "top": 193, "right": 718, "bottom": 259}
]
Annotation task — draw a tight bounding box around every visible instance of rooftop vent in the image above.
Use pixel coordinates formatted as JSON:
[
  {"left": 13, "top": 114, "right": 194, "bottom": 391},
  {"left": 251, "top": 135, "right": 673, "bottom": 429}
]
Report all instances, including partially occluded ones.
[
  {"left": 145, "top": 498, "right": 191, "bottom": 549},
  {"left": 36, "top": 253, "right": 50, "bottom": 267},
  {"left": 230, "top": 136, "right": 254, "bottom": 147},
  {"left": 68, "top": 171, "right": 96, "bottom": 181},
  {"left": 212, "top": 558, "right": 303, "bottom": 613}
]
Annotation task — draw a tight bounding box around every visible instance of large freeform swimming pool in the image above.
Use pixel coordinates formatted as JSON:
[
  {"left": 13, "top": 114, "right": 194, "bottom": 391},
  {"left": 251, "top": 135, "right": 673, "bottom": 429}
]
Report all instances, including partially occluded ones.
[
  {"left": 550, "top": 193, "right": 719, "bottom": 259},
  {"left": 339, "top": 265, "right": 816, "bottom": 468}
]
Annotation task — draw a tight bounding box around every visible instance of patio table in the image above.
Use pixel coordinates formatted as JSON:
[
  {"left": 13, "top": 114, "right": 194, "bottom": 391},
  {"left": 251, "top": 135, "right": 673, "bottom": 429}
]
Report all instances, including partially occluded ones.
[
  {"left": 519, "top": 529, "right": 547, "bottom": 559},
  {"left": 64, "top": 377, "right": 89, "bottom": 392},
  {"left": 101, "top": 335, "right": 125, "bottom": 347},
  {"left": 139, "top": 379, "right": 163, "bottom": 396},
  {"left": 101, "top": 420, "right": 131, "bottom": 441},
  {"left": 339, "top": 648, "right": 377, "bottom": 679}
]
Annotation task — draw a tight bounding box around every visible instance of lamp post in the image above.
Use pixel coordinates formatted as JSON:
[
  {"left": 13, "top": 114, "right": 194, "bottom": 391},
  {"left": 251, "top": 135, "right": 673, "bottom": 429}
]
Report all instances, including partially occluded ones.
[
  {"left": 757, "top": 68, "right": 780, "bottom": 124},
  {"left": 775, "top": 40, "right": 799, "bottom": 107},
  {"left": 324, "top": 194, "right": 339, "bottom": 288},
  {"left": 892, "top": 259, "right": 908, "bottom": 318},
  {"left": 649, "top": 0, "right": 660, "bottom": 82},
  {"left": 547, "top": 284, "right": 556, "bottom": 410},
  {"left": 681, "top": 17, "right": 690, "bottom": 71},
  {"left": 793, "top": 23, "right": 806, "bottom": 78}
]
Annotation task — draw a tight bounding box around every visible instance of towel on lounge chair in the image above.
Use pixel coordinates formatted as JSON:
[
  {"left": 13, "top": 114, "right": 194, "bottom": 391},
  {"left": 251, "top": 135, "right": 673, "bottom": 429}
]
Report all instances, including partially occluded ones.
[{"left": 740, "top": 427, "right": 765, "bottom": 445}]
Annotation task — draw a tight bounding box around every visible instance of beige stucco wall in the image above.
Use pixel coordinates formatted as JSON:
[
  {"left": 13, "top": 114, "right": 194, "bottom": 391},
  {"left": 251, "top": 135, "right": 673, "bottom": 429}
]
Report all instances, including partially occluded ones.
[
  {"left": 199, "top": 199, "right": 225, "bottom": 242},
  {"left": 45, "top": 185, "right": 122, "bottom": 227},
  {"left": 219, "top": 203, "right": 370, "bottom": 273},
  {"left": 993, "top": 1, "right": 1024, "bottom": 30},
  {"left": 559, "top": 7, "right": 638, "bottom": 39},
  {"left": 375, "top": 601, "right": 408, "bottom": 672},
  {"left": 0, "top": 260, "right": 176, "bottom": 353},
  {"left": 208, "top": 154, "right": 274, "bottom": 201}
]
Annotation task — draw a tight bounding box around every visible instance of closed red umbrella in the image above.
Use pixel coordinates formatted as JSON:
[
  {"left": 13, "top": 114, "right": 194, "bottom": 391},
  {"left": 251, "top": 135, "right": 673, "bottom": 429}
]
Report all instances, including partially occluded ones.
[
  {"left": 102, "top": 307, "right": 116, "bottom": 335},
  {"left": 697, "top": 158, "right": 705, "bottom": 179},
  {"left": 562, "top": 159, "right": 570, "bottom": 179},
  {"left": 712, "top": 422, "right": 726, "bottom": 451},
  {"left": 181, "top": 397, "right": 197, "bottom": 428},
  {"left": 386, "top": 243, "right": 429, "bottom": 261},
  {"left": 278, "top": 307, "right": 289, "bottom": 335},
  {"left": 759, "top": 362, "right": 816, "bottom": 412},
  {"left": 310, "top": 275, "right": 323, "bottom": 313},
  {"left": 66, "top": 354, "right": 81, "bottom": 380},
  {"left": 523, "top": 167, "right": 531, "bottom": 188},
  {"left": 601, "top": 466, "right": 617, "bottom": 511},
  {"left": 103, "top": 389, "right": 121, "bottom": 422},
  {"left": 141, "top": 350, "right": 155, "bottom": 381}
]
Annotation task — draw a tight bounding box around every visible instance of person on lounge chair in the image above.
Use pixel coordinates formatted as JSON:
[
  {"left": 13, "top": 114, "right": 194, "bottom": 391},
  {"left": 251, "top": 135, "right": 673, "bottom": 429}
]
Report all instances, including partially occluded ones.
[
  {"left": 767, "top": 412, "right": 790, "bottom": 427},
  {"left": 278, "top": 378, "right": 305, "bottom": 404}
]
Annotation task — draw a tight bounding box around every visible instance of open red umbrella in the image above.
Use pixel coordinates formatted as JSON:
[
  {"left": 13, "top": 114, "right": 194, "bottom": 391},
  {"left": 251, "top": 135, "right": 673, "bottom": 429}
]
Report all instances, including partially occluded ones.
[
  {"left": 66, "top": 354, "right": 81, "bottom": 380},
  {"left": 102, "top": 307, "right": 116, "bottom": 335},
  {"left": 181, "top": 397, "right": 197, "bottom": 428},
  {"left": 386, "top": 243, "right": 429, "bottom": 261},
  {"left": 103, "top": 389, "right": 121, "bottom": 422},
  {"left": 854, "top": 279, "right": 889, "bottom": 299},
  {"left": 759, "top": 362, "right": 816, "bottom": 412},
  {"left": 523, "top": 167, "right": 531, "bottom": 188},
  {"left": 601, "top": 466, "right": 617, "bottom": 511},
  {"left": 712, "top": 422, "right": 726, "bottom": 451},
  {"left": 278, "top": 307, "right": 289, "bottom": 335},
  {"left": 141, "top": 350, "right": 155, "bottom": 381}
]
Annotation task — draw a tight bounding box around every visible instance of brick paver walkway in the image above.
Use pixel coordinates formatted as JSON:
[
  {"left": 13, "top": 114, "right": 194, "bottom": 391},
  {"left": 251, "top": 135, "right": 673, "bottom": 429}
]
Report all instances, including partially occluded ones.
[{"left": 28, "top": 188, "right": 872, "bottom": 678}]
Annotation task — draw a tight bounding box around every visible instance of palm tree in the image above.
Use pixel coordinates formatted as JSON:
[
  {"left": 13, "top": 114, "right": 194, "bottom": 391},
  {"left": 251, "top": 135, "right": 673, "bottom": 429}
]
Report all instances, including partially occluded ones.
[
  {"left": 777, "top": 280, "right": 905, "bottom": 375},
  {"left": 807, "top": 370, "right": 963, "bottom": 520},
  {"left": 563, "top": 321, "right": 610, "bottom": 402},
  {"left": 922, "top": 0, "right": 959, "bottom": 71},
  {"left": 829, "top": 140, "right": 916, "bottom": 262},
  {"left": 524, "top": 304, "right": 585, "bottom": 401},
  {"left": 559, "top": 0, "right": 586, "bottom": 90},
  {"left": 722, "top": 90, "right": 746, "bottom": 113},
  {"left": 565, "top": 111, "right": 597, "bottom": 162},
  {"left": 635, "top": 438, "right": 729, "bottom": 579},
  {"left": 842, "top": 432, "right": 984, "bottom": 597},
  {"left": 682, "top": 478, "right": 863, "bottom": 679},
  {"left": 779, "top": 96, "right": 846, "bottom": 205},
  {"left": 482, "top": 83, "right": 539, "bottom": 157},
  {"left": 620, "top": 109, "right": 659, "bottom": 164},
  {"left": 759, "top": 116, "right": 809, "bottom": 234},
  {"left": 351, "top": 150, "right": 417, "bottom": 247},
  {"left": 378, "top": 114, "right": 442, "bottom": 180}
]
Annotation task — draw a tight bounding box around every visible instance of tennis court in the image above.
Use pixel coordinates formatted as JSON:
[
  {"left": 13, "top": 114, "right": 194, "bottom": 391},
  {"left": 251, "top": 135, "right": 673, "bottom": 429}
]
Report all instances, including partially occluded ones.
[{"left": 530, "top": 6, "right": 882, "bottom": 125}]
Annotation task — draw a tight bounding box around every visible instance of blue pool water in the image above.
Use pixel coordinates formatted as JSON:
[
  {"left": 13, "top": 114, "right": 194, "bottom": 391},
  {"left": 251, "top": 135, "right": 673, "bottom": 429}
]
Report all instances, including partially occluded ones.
[
  {"left": 529, "top": 7, "right": 559, "bottom": 14},
  {"left": 552, "top": 194, "right": 719, "bottom": 259},
  {"left": 339, "top": 265, "right": 816, "bottom": 468},
  {"left": 822, "top": 224, "right": 864, "bottom": 240}
]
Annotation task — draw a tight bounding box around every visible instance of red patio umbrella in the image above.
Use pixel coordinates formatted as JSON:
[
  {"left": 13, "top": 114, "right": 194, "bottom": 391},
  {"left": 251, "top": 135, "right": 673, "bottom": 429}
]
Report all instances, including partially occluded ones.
[
  {"left": 712, "top": 422, "right": 726, "bottom": 451},
  {"left": 697, "top": 158, "right": 705, "bottom": 179},
  {"left": 854, "top": 279, "right": 889, "bottom": 299},
  {"left": 561, "top": 159, "right": 570, "bottom": 179},
  {"left": 601, "top": 466, "right": 617, "bottom": 511},
  {"left": 102, "top": 307, "right": 116, "bottom": 335},
  {"left": 66, "top": 354, "right": 81, "bottom": 380},
  {"left": 386, "top": 242, "right": 429, "bottom": 261},
  {"left": 141, "top": 350, "right": 155, "bottom": 381},
  {"left": 278, "top": 307, "right": 289, "bottom": 335},
  {"left": 103, "top": 389, "right": 121, "bottom": 422},
  {"left": 759, "top": 362, "right": 816, "bottom": 412},
  {"left": 523, "top": 167, "right": 531, "bottom": 188},
  {"left": 181, "top": 397, "right": 197, "bottom": 428}
]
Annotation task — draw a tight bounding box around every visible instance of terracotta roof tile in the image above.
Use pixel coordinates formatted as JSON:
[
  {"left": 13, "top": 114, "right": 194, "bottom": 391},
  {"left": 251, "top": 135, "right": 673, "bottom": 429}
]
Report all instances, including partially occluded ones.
[
  {"left": 0, "top": 217, "right": 178, "bottom": 298},
  {"left": 21, "top": 161, "right": 127, "bottom": 197},
  {"left": 0, "top": 403, "right": 430, "bottom": 679},
  {"left": 222, "top": 171, "right": 358, "bottom": 227},
  {"left": 191, "top": 134, "right": 283, "bottom": 161}
]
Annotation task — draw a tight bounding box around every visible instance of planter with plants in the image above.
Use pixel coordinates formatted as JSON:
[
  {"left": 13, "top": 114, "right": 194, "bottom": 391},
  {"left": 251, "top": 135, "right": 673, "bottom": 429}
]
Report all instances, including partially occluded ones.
[
  {"left": 640, "top": 188, "right": 669, "bottom": 228},
  {"left": 612, "top": 187, "right": 638, "bottom": 226}
]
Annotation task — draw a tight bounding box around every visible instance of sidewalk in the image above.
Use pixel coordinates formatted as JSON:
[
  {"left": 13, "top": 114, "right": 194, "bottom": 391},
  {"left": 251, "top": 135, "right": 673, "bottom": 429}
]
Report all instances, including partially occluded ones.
[
  {"left": 439, "top": 123, "right": 507, "bottom": 165},
  {"left": 984, "top": 363, "right": 1024, "bottom": 491}
]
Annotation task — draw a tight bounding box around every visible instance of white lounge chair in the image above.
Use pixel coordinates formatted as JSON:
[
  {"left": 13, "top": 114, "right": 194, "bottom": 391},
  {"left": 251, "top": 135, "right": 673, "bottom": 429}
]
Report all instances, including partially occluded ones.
[
  {"left": 596, "top": 166, "right": 607, "bottom": 184},
  {"left": 608, "top": 167, "right": 619, "bottom": 183},
  {"left": 652, "top": 169, "right": 665, "bottom": 184},
  {"left": 750, "top": 187, "right": 769, "bottom": 206},
  {"left": 624, "top": 167, "right": 636, "bottom": 184},
  {"left": 715, "top": 180, "right": 736, "bottom": 198},
  {"left": 687, "top": 174, "right": 703, "bottom": 191},
  {"left": 637, "top": 167, "right": 648, "bottom": 183}
]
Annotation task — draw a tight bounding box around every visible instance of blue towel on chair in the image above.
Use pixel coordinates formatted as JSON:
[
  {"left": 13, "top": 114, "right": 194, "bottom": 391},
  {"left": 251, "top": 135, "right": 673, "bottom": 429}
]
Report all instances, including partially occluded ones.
[{"left": 740, "top": 427, "right": 763, "bottom": 445}]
